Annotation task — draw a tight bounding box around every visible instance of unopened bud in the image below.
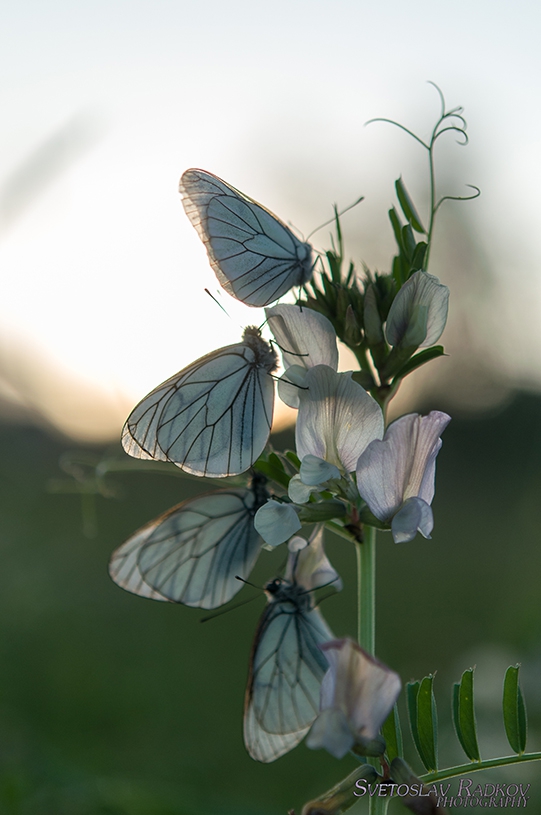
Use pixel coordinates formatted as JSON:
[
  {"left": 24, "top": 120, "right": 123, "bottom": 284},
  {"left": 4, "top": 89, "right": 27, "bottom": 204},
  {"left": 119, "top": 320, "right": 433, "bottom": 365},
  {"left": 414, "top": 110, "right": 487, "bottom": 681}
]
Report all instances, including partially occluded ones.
[
  {"left": 363, "top": 284, "right": 385, "bottom": 346},
  {"left": 385, "top": 271, "right": 449, "bottom": 350},
  {"left": 344, "top": 304, "right": 362, "bottom": 346}
]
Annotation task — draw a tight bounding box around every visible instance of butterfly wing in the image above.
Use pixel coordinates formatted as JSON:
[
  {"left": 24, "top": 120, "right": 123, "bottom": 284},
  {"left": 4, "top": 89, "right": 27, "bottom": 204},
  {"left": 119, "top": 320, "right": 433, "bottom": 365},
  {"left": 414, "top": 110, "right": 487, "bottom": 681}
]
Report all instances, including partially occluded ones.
[
  {"left": 180, "top": 169, "right": 314, "bottom": 307},
  {"left": 109, "top": 484, "right": 267, "bottom": 609},
  {"left": 108, "top": 525, "right": 170, "bottom": 602},
  {"left": 122, "top": 335, "right": 275, "bottom": 478},
  {"left": 244, "top": 586, "right": 333, "bottom": 762}
]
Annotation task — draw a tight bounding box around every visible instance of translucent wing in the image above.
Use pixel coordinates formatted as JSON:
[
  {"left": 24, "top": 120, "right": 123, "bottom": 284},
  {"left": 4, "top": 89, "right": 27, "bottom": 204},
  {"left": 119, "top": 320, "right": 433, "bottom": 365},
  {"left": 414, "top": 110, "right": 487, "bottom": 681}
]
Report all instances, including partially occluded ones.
[
  {"left": 109, "top": 478, "right": 269, "bottom": 609},
  {"left": 180, "top": 168, "right": 314, "bottom": 308},
  {"left": 122, "top": 328, "right": 277, "bottom": 478},
  {"left": 108, "top": 527, "right": 169, "bottom": 602},
  {"left": 244, "top": 580, "right": 333, "bottom": 762}
]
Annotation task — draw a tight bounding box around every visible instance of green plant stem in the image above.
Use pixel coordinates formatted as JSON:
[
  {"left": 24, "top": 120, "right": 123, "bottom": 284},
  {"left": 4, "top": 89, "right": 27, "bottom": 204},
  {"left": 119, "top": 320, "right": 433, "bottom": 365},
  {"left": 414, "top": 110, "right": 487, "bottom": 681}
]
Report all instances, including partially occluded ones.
[
  {"left": 419, "top": 752, "right": 541, "bottom": 783},
  {"left": 356, "top": 525, "right": 376, "bottom": 654},
  {"left": 369, "top": 797, "right": 390, "bottom": 815}
]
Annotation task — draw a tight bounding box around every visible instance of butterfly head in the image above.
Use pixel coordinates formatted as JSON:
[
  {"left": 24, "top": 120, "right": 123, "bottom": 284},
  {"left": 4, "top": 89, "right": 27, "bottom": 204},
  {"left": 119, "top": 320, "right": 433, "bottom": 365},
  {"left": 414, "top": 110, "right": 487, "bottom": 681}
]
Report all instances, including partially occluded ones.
[
  {"left": 242, "top": 326, "right": 278, "bottom": 373},
  {"left": 296, "top": 241, "right": 315, "bottom": 286},
  {"left": 263, "top": 576, "right": 312, "bottom": 610}
]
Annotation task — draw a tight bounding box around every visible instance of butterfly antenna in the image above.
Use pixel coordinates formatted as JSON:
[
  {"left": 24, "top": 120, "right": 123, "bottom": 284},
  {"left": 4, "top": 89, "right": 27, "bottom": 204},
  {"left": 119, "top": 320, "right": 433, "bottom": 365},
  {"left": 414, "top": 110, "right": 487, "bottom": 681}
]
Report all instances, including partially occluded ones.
[
  {"left": 200, "top": 591, "right": 260, "bottom": 623},
  {"left": 235, "top": 575, "right": 261, "bottom": 588},
  {"left": 317, "top": 587, "right": 341, "bottom": 605},
  {"left": 269, "top": 339, "right": 309, "bottom": 358},
  {"left": 270, "top": 372, "right": 308, "bottom": 389},
  {"left": 306, "top": 195, "right": 365, "bottom": 241},
  {"left": 204, "top": 287, "right": 231, "bottom": 317}
]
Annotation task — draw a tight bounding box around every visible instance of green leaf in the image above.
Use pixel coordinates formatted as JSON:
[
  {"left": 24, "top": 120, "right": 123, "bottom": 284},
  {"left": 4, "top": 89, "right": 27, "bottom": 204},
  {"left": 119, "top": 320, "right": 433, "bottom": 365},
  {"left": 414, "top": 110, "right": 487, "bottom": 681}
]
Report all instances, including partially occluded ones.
[
  {"left": 267, "top": 452, "right": 284, "bottom": 472},
  {"left": 388, "top": 207, "right": 404, "bottom": 254},
  {"left": 401, "top": 223, "right": 416, "bottom": 261},
  {"left": 392, "top": 345, "right": 445, "bottom": 380},
  {"left": 407, "top": 677, "right": 438, "bottom": 772},
  {"left": 453, "top": 669, "right": 480, "bottom": 761},
  {"left": 395, "top": 177, "right": 426, "bottom": 233},
  {"left": 345, "top": 261, "right": 356, "bottom": 287},
  {"left": 416, "top": 675, "right": 438, "bottom": 771},
  {"left": 410, "top": 241, "right": 428, "bottom": 273},
  {"left": 381, "top": 704, "right": 402, "bottom": 762},
  {"left": 252, "top": 458, "right": 290, "bottom": 489},
  {"left": 322, "top": 273, "right": 337, "bottom": 309},
  {"left": 392, "top": 254, "right": 406, "bottom": 289},
  {"left": 326, "top": 250, "right": 341, "bottom": 284},
  {"left": 406, "top": 681, "right": 421, "bottom": 758},
  {"left": 284, "top": 450, "right": 300, "bottom": 469},
  {"left": 503, "top": 665, "right": 527, "bottom": 754}
]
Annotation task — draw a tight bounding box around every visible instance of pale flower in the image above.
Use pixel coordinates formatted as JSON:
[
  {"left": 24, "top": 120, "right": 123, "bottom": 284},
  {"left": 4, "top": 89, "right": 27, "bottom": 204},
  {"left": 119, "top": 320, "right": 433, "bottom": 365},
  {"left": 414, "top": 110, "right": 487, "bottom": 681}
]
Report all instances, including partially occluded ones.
[
  {"left": 306, "top": 638, "right": 401, "bottom": 759},
  {"left": 254, "top": 499, "right": 301, "bottom": 547},
  {"left": 356, "top": 411, "right": 451, "bottom": 543},
  {"left": 285, "top": 526, "right": 342, "bottom": 592},
  {"left": 265, "top": 304, "right": 340, "bottom": 409},
  {"left": 385, "top": 270, "right": 449, "bottom": 349},
  {"left": 296, "top": 365, "right": 384, "bottom": 474},
  {"left": 265, "top": 303, "right": 339, "bottom": 372}
]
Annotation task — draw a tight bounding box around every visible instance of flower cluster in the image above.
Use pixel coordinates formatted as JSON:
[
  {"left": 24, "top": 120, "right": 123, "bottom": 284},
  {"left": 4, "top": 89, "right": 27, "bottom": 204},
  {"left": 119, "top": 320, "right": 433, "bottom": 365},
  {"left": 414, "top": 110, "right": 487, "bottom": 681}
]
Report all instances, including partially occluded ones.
[{"left": 255, "top": 303, "right": 450, "bottom": 549}]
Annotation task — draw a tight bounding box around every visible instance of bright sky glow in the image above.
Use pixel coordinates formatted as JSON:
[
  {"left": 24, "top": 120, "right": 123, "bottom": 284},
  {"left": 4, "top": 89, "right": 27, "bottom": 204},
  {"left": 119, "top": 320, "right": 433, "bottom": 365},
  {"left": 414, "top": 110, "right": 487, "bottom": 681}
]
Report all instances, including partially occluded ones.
[{"left": 2, "top": 0, "right": 541, "bottom": 439}]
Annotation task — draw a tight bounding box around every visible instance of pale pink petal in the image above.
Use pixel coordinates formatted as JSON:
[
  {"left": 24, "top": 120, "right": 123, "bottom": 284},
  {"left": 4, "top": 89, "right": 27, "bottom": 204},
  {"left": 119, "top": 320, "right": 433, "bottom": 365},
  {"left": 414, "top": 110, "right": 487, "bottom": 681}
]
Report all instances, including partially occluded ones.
[{"left": 296, "top": 366, "right": 384, "bottom": 472}]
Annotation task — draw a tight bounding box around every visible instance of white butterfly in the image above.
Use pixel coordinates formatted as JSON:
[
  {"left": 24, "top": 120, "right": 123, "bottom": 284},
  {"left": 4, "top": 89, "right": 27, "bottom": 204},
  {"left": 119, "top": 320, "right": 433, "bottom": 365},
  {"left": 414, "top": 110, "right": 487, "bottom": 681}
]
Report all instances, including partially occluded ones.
[
  {"left": 179, "top": 169, "right": 315, "bottom": 307},
  {"left": 243, "top": 563, "right": 334, "bottom": 763},
  {"left": 122, "top": 326, "right": 278, "bottom": 478},
  {"left": 109, "top": 474, "right": 269, "bottom": 609}
]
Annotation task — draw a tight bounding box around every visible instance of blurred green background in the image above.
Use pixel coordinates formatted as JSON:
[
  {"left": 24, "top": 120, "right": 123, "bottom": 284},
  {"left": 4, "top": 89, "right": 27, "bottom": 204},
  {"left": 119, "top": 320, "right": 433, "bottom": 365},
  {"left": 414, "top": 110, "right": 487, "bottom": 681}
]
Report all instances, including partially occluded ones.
[{"left": 1, "top": 392, "right": 540, "bottom": 814}]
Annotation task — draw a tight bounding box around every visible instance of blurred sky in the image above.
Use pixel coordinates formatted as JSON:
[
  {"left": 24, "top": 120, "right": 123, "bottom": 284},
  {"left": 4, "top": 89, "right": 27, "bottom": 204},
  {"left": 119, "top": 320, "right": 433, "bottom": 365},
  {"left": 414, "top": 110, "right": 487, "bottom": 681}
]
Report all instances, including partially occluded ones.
[{"left": 2, "top": 0, "right": 541, "bottom": 440}]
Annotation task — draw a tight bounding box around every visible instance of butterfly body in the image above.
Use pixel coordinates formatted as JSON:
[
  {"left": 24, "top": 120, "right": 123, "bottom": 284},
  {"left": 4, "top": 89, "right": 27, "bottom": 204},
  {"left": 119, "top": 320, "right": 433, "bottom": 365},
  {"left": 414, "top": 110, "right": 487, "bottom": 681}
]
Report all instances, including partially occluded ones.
[
  {"left": 180, "top": 169, "right": 314, "bottom": 307},
  {"left": 122, "top": 327, "right": 278, "bottom": 478},
  {"left": 109, "top": 473, "right": 269, "bottom": 609},
  {"left": 244, "top": 576, "right": 333, "bottom": 763}
]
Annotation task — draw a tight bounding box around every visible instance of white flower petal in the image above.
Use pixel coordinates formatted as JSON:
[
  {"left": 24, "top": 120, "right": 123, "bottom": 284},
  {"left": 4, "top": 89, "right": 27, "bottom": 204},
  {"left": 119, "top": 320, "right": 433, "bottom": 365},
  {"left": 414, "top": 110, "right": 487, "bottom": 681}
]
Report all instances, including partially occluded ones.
[
  {"left": 356, "top": 411, "right": 450, "bottom": 521},
  {"left": 285, "top": 526, "right": 342, "bottom": 591},
  {"left": 319, "top": 639, "right": 401, "bottom": 743},
  {"left": 288, "top": 474, "right": 317, "bottom": 503},
  {"left": 296, "top": 366, "right": 384, "bottom": 472},
  {"left": 254, "top": 500, "right": 301, "bottom": 547},
  {"left": 391, "top": 497, "right": 433, "bottom": 543},
  {"left": 385, "top": 271, "right": 450, "bottom": 348},
  {"left": 409, "top": 411, "right": 451, "bottom": 504},
  {"left": 277, "top": 364, "right": 307, "bottom": 409},
  {"left": 265, "top": 304, "right": 339, "bottom": 371},
  {"left": 306, "top": 708, "right": 355, "bottom": 759},
  {"left": 300, "top": 454, "right": 341, "bottom": 486}
]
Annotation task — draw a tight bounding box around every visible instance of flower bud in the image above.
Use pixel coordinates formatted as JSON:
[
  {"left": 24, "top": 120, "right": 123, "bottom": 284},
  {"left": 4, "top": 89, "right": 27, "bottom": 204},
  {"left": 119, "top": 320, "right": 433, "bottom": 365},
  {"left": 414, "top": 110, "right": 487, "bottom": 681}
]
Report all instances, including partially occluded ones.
[
  {"left": 363, "top": 284, "right": 385, "bottom": 347},
  {"left": 385, "top": 270, "right": 449, "bottom": 350},
  {"left": 344, "top": 304, "right": 362, "bottom": 346}
]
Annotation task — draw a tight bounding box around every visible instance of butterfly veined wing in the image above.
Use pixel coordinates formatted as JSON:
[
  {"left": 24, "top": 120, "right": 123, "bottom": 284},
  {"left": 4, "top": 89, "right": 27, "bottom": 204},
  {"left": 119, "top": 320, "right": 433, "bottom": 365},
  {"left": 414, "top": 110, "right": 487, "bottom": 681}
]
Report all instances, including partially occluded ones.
[
  {"left": 108, "top": 527, "right": 170, "bottom": 602},
  {"left": 179, "top": 169, "right": 314, "bottom": 308},
  {"left": 122, "top": 327, "right": 277, "bottom": 478},
  {"left": 244, "top": 579, "right": 333, "bottom": 762},
  {"left": 109, "top": 476, "right": 269, "bottom": 609}
]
